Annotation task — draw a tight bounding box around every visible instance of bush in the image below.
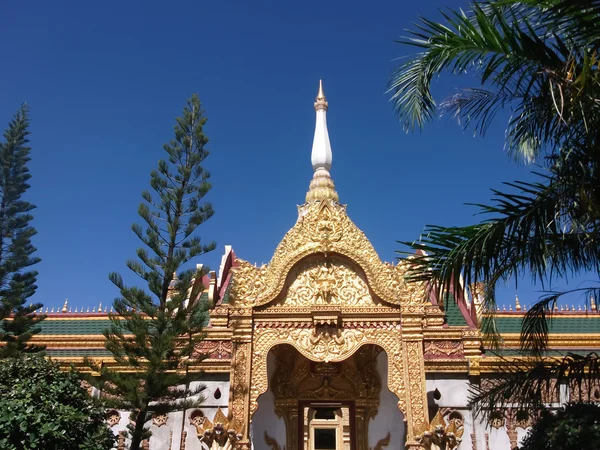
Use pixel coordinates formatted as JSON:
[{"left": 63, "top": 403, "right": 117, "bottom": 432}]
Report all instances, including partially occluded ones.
[
  {"left": 521, "top": 403, "right": 600, "bottom": 450},
  {"left": 0, "top": 356, "right": 115, "bottom": 450}
]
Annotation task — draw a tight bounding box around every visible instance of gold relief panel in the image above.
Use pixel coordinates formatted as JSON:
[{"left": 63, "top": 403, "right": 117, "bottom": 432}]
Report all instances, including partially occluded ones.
[
  {"left": 229, "top": 199, "right": 427, "bottom": 308},
  {"left": 277, "top": 259, "right": 377, "bottom": 308},
  {"left": 249, "top": 325, "right": 407, "bottom": 420}
]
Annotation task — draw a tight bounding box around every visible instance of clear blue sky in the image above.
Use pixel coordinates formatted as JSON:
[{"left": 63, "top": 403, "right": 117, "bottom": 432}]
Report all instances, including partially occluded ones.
[{"left": 0, "top": 0, "right": 583, "bottom": 311}]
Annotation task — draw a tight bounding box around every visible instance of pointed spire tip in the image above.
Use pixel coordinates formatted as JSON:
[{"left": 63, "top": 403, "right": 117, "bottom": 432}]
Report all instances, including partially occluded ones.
[{"left": 317, "top": 79, "right": 326, "bottom": 101}]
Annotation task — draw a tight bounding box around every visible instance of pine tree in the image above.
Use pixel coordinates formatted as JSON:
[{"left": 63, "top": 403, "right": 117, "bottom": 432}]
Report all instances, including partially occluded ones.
[
  {"left": 91, "top": 95, "right": 216, "bottom": 450},
  {"left": 0, "top": 104, "right": 44, "bottom": 357}
]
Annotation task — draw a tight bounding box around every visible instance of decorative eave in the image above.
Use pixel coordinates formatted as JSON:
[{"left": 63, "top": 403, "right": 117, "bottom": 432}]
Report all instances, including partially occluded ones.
[{"left": 230, "top": 199, "right": 426, "bottom": 308}]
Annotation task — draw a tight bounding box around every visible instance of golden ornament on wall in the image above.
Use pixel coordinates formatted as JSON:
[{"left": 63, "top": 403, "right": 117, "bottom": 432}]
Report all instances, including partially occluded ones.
[
  {"left": 281, "top": 259, "right": 376, "bottom": 307},
  {"left": 230, "top": 199, "right": 426, "bottom": 308}
]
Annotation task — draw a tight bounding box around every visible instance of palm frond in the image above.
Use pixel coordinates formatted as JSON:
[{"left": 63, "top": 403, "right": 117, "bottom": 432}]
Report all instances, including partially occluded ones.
[
  {"left": 520, "top": 286, "right": 600, "bottom": 355},
  {"left": 400, "top": 172, "right": 600, "bottom": 315},
  {"left": 469, "top": 352, "right": 600, "bottom": 418},
  {"left": 389, "top": 2, "right": 566, "bottom": 133}
]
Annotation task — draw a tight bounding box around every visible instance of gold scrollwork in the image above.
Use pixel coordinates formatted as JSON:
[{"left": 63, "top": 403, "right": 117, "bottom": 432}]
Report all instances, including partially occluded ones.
[
  {"left": 249, "top": 325, "right": 406, "bottom": 420},
  {"left": 230, "top": 200, "right": 426, "bottom": 308},
  {"left": 281, "top": 259, "right": 376, "bottom": 307}
]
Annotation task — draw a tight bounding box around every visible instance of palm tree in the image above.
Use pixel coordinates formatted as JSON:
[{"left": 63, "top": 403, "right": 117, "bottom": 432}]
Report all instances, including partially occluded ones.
[{"left": 388, "top": 0, "right": 600, "bottom": 415}]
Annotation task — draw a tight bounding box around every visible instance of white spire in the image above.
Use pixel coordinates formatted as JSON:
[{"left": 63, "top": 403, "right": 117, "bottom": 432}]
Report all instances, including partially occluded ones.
[{"left": 311, "top": 80, "right": 332, "bottom": 172}]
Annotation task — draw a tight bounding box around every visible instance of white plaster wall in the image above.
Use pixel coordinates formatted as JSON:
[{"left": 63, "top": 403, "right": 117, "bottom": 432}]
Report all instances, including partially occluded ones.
[
  {"left": 184, "top": 377, "right": 231, "bottom": 450},
  {"left": 425, "top": 376, "right": 470, "bottom": 407},
  {"left": 107, "top": 376, "right": 230, "bottom": 450},
  {"left": 147, "top": 412, "right": 183, "bottom": 450},
  {"left": 488, "top": 427, "right": 511, "bottom": 450},
  {"left": 368, "top": 351, "right": 405, "bottom": 450},
  {"left": 425, "top": 375, "right": 474, "bottom": 450},
  {"left": 517, "top": 427, "right": 532, "bottom": 447},
  {"left": 250, "top": 351, "right": 286, "bottom": 450},
  {"left": 109, "top": 411, "right": 131, "bottom": 450}
]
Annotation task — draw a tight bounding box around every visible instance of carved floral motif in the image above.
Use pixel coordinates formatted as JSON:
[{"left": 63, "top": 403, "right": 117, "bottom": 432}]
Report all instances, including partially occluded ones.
[
  {"left": 282, "top": 259, "right": 376, "bottom": 307},
  {"left": 249, "top": 325, "right": 406, "bottom": 420},
  {"left": 416, "top": 410, "right": 464, "bottom": 450},
  {"left": 106, "top": 410, "right": 120, "bottom": 427},
  {"left": 193, "top": 340, "right": 233, "bottom": 360},
  {"left": 423, "top": 341, "right": 464, "bottom": 359},
  {"left": 230, "top": 344, "right": 249, "bottom": 435},
  {"left": 191, "top": 408, "right": 242, "bottom": 450},
  {"left": 152, "top": 414, "right": 168, "bottom": 427},
  {"left": 230, "top": 200, "right": 426, "bottom": 308}
]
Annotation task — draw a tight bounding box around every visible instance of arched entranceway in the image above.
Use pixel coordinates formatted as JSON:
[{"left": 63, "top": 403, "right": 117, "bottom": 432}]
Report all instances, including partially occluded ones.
[{"left": 250, "top": 344, "right": 404, "bottom": 450}]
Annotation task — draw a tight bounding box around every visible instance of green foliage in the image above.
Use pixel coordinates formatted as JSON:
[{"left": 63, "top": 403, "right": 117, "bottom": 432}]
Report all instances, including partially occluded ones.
[
  {"left": 520, "top": 403, "right": 600, "bottom": 450},
  {"left": 0, "top": 104, "right": 44, "bottom": 357},
  {"left": 390, "top": 0, "right": 600, "bottom": 415},
  {"left": 90, "top": 94, "right": 215, "bottom": 450},
  {"left": 0, "top": 356, "right": 115, "bottom": 450},
  {"left": 469, "top": 352, "right": 600, "bottom": 416}
]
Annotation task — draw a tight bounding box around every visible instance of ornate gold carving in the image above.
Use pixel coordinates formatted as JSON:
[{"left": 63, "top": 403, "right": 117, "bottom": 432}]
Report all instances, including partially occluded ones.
[
  {"left": 489, "top": 411, "right": 505, "bottom": 429},
  {"left": 271, "top": 345, "right": 382, "bottom": 450},
  {"left": 404, "top": 340, "right": 428, "bottom": 436},
  {"left": 230, "top": 344, "right": 249, "bottom": 434},
  {"left": 152, "top": 413, "right": 168, "bottom": 427},
  {"left": 423, "top": 341, "right": 464, "bottom": 359},
  {"left": 250, "top": 326, "right": 406, "bottom": 420},
  {"left": 193, "top": 340, "right": 233, "bottom": 360},
  {"left": 191, "top": 408, "right": 242, "bottom": 450},
  {"left": 416, "top": 410, "right": 464, "bottom": 450},
  {"left": 230, "top": 199, "right": 426, "bottom": 307},
  {"left": 513, "top": 410, "right": 531, "bottom": 429},
  {"left": 283, "top": 259, "right": 375, "bottom": 307}
]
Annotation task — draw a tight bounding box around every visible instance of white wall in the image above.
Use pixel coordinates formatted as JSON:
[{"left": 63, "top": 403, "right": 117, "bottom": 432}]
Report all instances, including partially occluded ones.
[
  {"left": 426, "top": 375, "right": 474, "bottom": 450},
  {"left": 368, "top": 351, "right": 405, "bottom": 450},
  {"left": 183, "top": 377, "right": 231, "bottom": 450},
  {"left": 107, "top": 376, "right": 230, "bottom": 450},
  {"left": 250, "top": 351, "right": 286, "bottom": 450}
]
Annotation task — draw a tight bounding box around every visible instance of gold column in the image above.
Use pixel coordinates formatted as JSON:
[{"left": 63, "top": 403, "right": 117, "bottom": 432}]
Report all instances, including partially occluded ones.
[
  {"left": 401, "top": 304, "right": 429, "bottom": 450},
  {"left": 229, "top": 307, "right": 253, "bottom": 450}
]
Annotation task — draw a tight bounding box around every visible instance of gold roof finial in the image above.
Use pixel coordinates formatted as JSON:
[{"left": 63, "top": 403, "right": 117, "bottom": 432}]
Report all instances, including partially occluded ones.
[
  {"left": 314, "top": 79, "right": 328, "bottom": 111},
  {"left": 515, "top": 294, "right": 521, "bottom": 311},
  {"left": 62, "top": 298, "right": 68, "bottom": 313},
  {"left": 591, "top": 297, "right": 597, "bottom": 311},
  {"left": 317, "top": 79, "right": 326, "bottom": 101}
]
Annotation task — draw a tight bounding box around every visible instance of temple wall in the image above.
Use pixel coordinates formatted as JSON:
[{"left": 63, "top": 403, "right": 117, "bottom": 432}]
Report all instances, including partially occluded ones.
[
  {"left": 250, "top": 351, "right": 286, "bottom": 450},
  {"left": 426, "top": 375, "right": 473, "bottom": 450},
  {"left": 368, "top": 351, "right": 405, "bottom": 450},
  {"left": 107, "top": 376, "right": 230, "bottom": 450}
]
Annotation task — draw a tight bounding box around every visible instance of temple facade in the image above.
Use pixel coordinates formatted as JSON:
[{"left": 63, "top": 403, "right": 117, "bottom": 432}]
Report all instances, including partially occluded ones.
[{"left": 33, "top": 83, "right": 600, "bottom": 450}]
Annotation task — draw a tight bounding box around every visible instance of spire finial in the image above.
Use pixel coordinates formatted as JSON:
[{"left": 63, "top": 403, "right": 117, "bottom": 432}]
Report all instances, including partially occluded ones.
[
  {"left": 307, "top": 80, "right": 337, "bottom": 202},
  {"left": 316, "top": 79, "right": 327, "bottom": 104},
  {"left": 515, "top": 294, "right": 521, "bottom": 311},
  {"left": 62, "top": 298, "right": 68, "bottom": 313}
]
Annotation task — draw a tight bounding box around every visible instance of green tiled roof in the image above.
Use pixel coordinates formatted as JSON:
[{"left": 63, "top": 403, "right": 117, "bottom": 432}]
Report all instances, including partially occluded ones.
[
  {"left": 47, "top": 348, "right": 111, "bottom": 357},
  {"left": 494, "top": 315, "right": 600, "bottom": 334},
  {"left": 39, "top": 318, "right": 111, "bottom": 335},
  {"left": 444, "top": 294, "right": 468, "bottom": 327}
]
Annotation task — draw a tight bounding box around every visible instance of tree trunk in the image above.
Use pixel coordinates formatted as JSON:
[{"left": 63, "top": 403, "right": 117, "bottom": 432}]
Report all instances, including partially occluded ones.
[{"left": 130, "top": 408, "right": 148, "bottom": 450}]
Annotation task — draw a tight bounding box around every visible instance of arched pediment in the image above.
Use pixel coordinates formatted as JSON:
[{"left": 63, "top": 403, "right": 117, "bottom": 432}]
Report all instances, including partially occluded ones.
[
  {"left": 270, "top": 257, "right": 380, "bottom": 308},
  {"left": 230, "top": 199, "right": 425, "bottom": 307}
]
